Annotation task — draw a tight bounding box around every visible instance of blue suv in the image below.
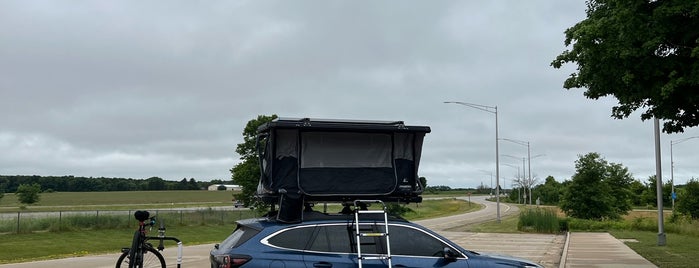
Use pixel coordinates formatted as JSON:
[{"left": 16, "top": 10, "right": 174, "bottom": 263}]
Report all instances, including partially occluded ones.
[{"left": 210, "top": 210, "right": 542, "bottom": 268}]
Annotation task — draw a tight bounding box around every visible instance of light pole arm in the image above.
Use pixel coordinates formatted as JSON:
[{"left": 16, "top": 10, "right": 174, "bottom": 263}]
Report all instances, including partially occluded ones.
[{"left": 445, "top": 101, "right": 500, "bottom": 223}]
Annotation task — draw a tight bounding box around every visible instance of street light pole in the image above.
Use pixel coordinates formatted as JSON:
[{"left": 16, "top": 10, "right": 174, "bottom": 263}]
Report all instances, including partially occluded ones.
[
  {"left": 654, "top": 117, "right": 665, "bottom": 246},
  {"left": 502, "top": 163, "right": 520, "bottom": 203},
  {"left": 670, "top": 136, "right": 699, "bottom": 211},
  {"left": 445, "top": 101, "right": 500, "bottom": 223},
  {"left": 503, "top": 154, "right": 525, "bottom": 204},
  {"left": 501, "top": 138, "right": 531, "bottom": 204}
]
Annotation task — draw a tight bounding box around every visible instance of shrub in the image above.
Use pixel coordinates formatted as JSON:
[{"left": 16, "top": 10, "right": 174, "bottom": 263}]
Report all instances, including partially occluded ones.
[
  {"left": 386, "top": 203, "right": 414, "bottom": 217},
  {"left": 16, "top": 183, "right": 41, "bottom": 204},
  {"left": 518, "top": 208, "right": 561, "bottom": 233}
]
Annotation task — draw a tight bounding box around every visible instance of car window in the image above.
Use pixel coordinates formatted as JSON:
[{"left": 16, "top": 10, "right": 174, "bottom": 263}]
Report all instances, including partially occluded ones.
[
  {"left": 388, "top": 225, "right": 451, "bottom": 257},
  {"left": 267, "top": 226, "right": 315, "bottom": 250},
  {"left": 308, "top": 225, "right": 353, "bottom": 253},
  {"left": 307, "top": 224, "right": 383, "bottom": 254},
  {"left": 220, "top": 225, "right": 260, "bottom": 249}
]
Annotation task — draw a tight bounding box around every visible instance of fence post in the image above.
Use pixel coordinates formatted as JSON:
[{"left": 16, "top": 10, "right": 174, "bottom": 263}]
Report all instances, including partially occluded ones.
[
  {"left": 96, "top": 210, "right": 99, "bottom": 226},
  {"left": 180, "top": 210, "right": 183, "bottom": 225},
  {"left": 59, "top": 211, "right": 62, "bottom": 230},
  {"left": 16, "top": 211, "right": 20, "bottom": 234}
]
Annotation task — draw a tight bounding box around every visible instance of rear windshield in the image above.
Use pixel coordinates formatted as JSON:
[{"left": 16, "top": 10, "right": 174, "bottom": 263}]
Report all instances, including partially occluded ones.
[{"left": 219, "top": 225, "right": 260, "bottom": 249}]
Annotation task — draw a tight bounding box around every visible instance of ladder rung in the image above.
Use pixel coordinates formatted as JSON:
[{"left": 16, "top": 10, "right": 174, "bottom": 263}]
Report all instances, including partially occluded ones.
[
  {"left": 356, "top": 210, "right": 386, "bottom": 214},
  {"left": 361, "top": 256, "right": 390, "bottom": 260},
  {"left": 359, "top": 233, "right": 387, "bottom": 237}
]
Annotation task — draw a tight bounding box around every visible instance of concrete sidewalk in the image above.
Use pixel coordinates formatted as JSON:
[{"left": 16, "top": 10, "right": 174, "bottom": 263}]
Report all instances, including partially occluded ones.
[{"left": 560, "top": 232, "right": 657, "bottom": 268}]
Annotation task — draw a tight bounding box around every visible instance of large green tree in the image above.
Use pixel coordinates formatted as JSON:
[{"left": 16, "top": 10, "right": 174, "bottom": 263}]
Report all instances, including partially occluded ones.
[
  {"left": 533, "top": 176, "right": 563, "bottom": 205},
  {"left": 628, "top": 179, "right": 647, "bottom": 207},
  {"left": 560, "top": 153, "right": 633, "bottom": 220},
  {"left": 552, "top": 0, "right": 699, "bottom": 133},
  {"left": 677, "top": 179, "right": 699, "bottom": 218},
  {"left": 230, "top": 115, "right": 278, "bottom": 206},
  {"left": 16, "top": 183, "right": 41, "bottom": 205},
  {"left": 605, "top": 162, "right": 634, "bottom": 215},
  {"left": 640, "top": 175, "right": 673, "bottom": 207}
]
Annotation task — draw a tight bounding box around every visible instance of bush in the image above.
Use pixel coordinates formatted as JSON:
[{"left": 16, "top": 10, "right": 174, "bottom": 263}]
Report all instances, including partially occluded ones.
[
  {"left": 558, "top": 217, "right": 569, "bottom": 232},
  {"left": 387, "top": 203, "right": 414, "bottom": 217},
  {"left": 677, "top": 179, "right": 699, "bottom": 219},
  {"left": 567, "top": 218, "right": 629, "bottom": 231},
  {"left": 518, "top": 208, "right": 561, "bottom": 233}
]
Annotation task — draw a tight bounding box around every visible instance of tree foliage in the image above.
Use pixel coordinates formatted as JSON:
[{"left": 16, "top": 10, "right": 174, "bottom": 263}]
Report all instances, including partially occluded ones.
[
  {"left": 628, "top": 179, "right": 647, "bottom": 207},
  {"left": 640, "top": 175, "right": 673, "bottom": 207},
  {"left": 419, "top": 177, "right": 427, "bottom": 189},
  {"left": 16, "top": 183, "right": 41, "bottom": 205},
  {"left": 552, "top": 0, "right": 699, "bottom": 133},
  {"left": 0, "top": 175, "right": 208, "bottom": 192},
  {"left": 533, "top": 176, "right": 563, "bottom": 205},
  {"left": 677, "top": 179, "right": 699, "bottom": 218},
  {"left": 230, "top": 114, "right": 278, "bottom": 206},
  {"left": 604, "top": 162, "right": 634, "bottom": 215},
  {"left": 560, "top": 153, "right": 633, "bottom": 220}
]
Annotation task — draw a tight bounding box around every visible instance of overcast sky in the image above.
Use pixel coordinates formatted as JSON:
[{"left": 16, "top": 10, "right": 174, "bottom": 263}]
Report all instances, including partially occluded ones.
[{"left": 2, "top": 1, "right": 699, "bottom": 189}]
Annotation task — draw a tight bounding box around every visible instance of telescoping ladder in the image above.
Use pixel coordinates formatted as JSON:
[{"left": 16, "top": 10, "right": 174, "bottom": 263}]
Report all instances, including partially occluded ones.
[{"left": 353, "top": 200, "right": 392, "bottom": 268}]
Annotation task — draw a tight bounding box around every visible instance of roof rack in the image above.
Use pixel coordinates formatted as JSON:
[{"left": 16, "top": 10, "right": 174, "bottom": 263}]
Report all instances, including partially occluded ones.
[{"left": 257, "top": 118, "right": 429, "bottom": 133}]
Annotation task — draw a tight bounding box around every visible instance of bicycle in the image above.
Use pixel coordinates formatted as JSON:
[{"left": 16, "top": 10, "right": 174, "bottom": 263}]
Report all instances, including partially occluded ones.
[{"left": 116, "top": 210, "right": 183, "bottom": 268}]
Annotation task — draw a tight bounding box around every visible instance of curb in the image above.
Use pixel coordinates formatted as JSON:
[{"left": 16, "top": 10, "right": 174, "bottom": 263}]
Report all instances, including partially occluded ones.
[{"left": 558, "top": 231, "right": 570, "bottom": 268}]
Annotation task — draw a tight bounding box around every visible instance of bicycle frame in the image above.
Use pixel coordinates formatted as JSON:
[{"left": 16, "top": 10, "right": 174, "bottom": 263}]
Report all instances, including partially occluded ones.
[{"left": 118, "top": 211, "right": 183, "bottom": 268}]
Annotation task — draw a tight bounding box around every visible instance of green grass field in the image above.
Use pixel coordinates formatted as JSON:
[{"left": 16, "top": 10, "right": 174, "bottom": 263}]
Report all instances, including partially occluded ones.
[{"left": 610, "top": 230, "right": 699, "bottom": 268}]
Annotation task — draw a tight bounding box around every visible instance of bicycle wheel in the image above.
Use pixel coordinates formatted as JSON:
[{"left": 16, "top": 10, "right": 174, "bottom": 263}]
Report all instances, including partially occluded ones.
[{"left": 116, "top": 247, "right": 165, "bottom": 268}]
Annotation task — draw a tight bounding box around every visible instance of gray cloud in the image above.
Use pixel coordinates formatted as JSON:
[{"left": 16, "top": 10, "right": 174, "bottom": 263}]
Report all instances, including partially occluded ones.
[{"left": 2, "top": 1, "right": 698, "bottom": 188}]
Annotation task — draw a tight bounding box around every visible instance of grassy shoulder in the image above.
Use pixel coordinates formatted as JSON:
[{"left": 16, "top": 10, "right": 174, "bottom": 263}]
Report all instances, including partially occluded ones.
[
  {"left": 609, "top": 230, "right": 699, "bottom": 268},
  {"left": 403, "top": 198, "right": 482, "bottom": 221},
  {"left": 0, "top": 198, "right": 477, "bottom": 264}
]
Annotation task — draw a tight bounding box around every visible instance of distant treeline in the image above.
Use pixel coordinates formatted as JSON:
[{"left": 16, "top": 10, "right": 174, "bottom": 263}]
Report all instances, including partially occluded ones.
[{"left": 0, "top": 175, "right": 226, "bottom": 193}]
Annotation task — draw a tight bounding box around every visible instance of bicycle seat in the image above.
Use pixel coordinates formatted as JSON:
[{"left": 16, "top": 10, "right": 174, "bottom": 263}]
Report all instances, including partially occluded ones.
[{"left": 134, "top": 210, "right": 150, "bottom": 221}]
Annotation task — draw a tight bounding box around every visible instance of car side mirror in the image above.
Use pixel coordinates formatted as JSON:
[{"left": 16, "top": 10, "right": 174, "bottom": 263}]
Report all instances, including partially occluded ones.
[
  {"left": 214, "top": 243, "right": 220, "bottom": 250},
  {"left": 443, "top": 247, "right": 458, "bottom": 262}
]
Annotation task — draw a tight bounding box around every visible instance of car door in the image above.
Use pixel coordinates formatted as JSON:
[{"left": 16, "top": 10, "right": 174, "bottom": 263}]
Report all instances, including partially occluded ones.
[
  {"left": 303, "top": 224, "right": 387, "bottom": 268},
  {"left": 387, "top": 225, "right": 470, "bottom": 268}
]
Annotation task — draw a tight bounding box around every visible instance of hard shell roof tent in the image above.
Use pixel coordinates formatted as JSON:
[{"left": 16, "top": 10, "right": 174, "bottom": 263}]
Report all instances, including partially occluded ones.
[{"left": 255, "top": 118, "right": 431, "bottom": 223}]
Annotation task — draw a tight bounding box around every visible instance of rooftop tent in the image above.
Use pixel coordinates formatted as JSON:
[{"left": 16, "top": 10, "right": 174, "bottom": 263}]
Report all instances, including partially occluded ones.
[{"left": 255, "top": 118, "right": 430, "bottom": 222}]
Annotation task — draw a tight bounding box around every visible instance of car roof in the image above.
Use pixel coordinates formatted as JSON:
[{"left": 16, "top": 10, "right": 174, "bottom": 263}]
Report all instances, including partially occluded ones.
[{"left": 237, "top": 210, "right": 409, "bottom": 230}]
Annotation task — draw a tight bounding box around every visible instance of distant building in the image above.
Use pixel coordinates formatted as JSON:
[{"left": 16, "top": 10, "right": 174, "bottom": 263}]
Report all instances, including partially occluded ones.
[{"left": 207, "top": 184, "right": 242, "bottom": 191}]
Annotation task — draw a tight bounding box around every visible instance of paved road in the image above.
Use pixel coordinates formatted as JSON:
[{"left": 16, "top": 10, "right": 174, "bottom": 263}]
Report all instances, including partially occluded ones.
[{"left": 416, "top": 195, "right": 519, "bottom": 230}]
